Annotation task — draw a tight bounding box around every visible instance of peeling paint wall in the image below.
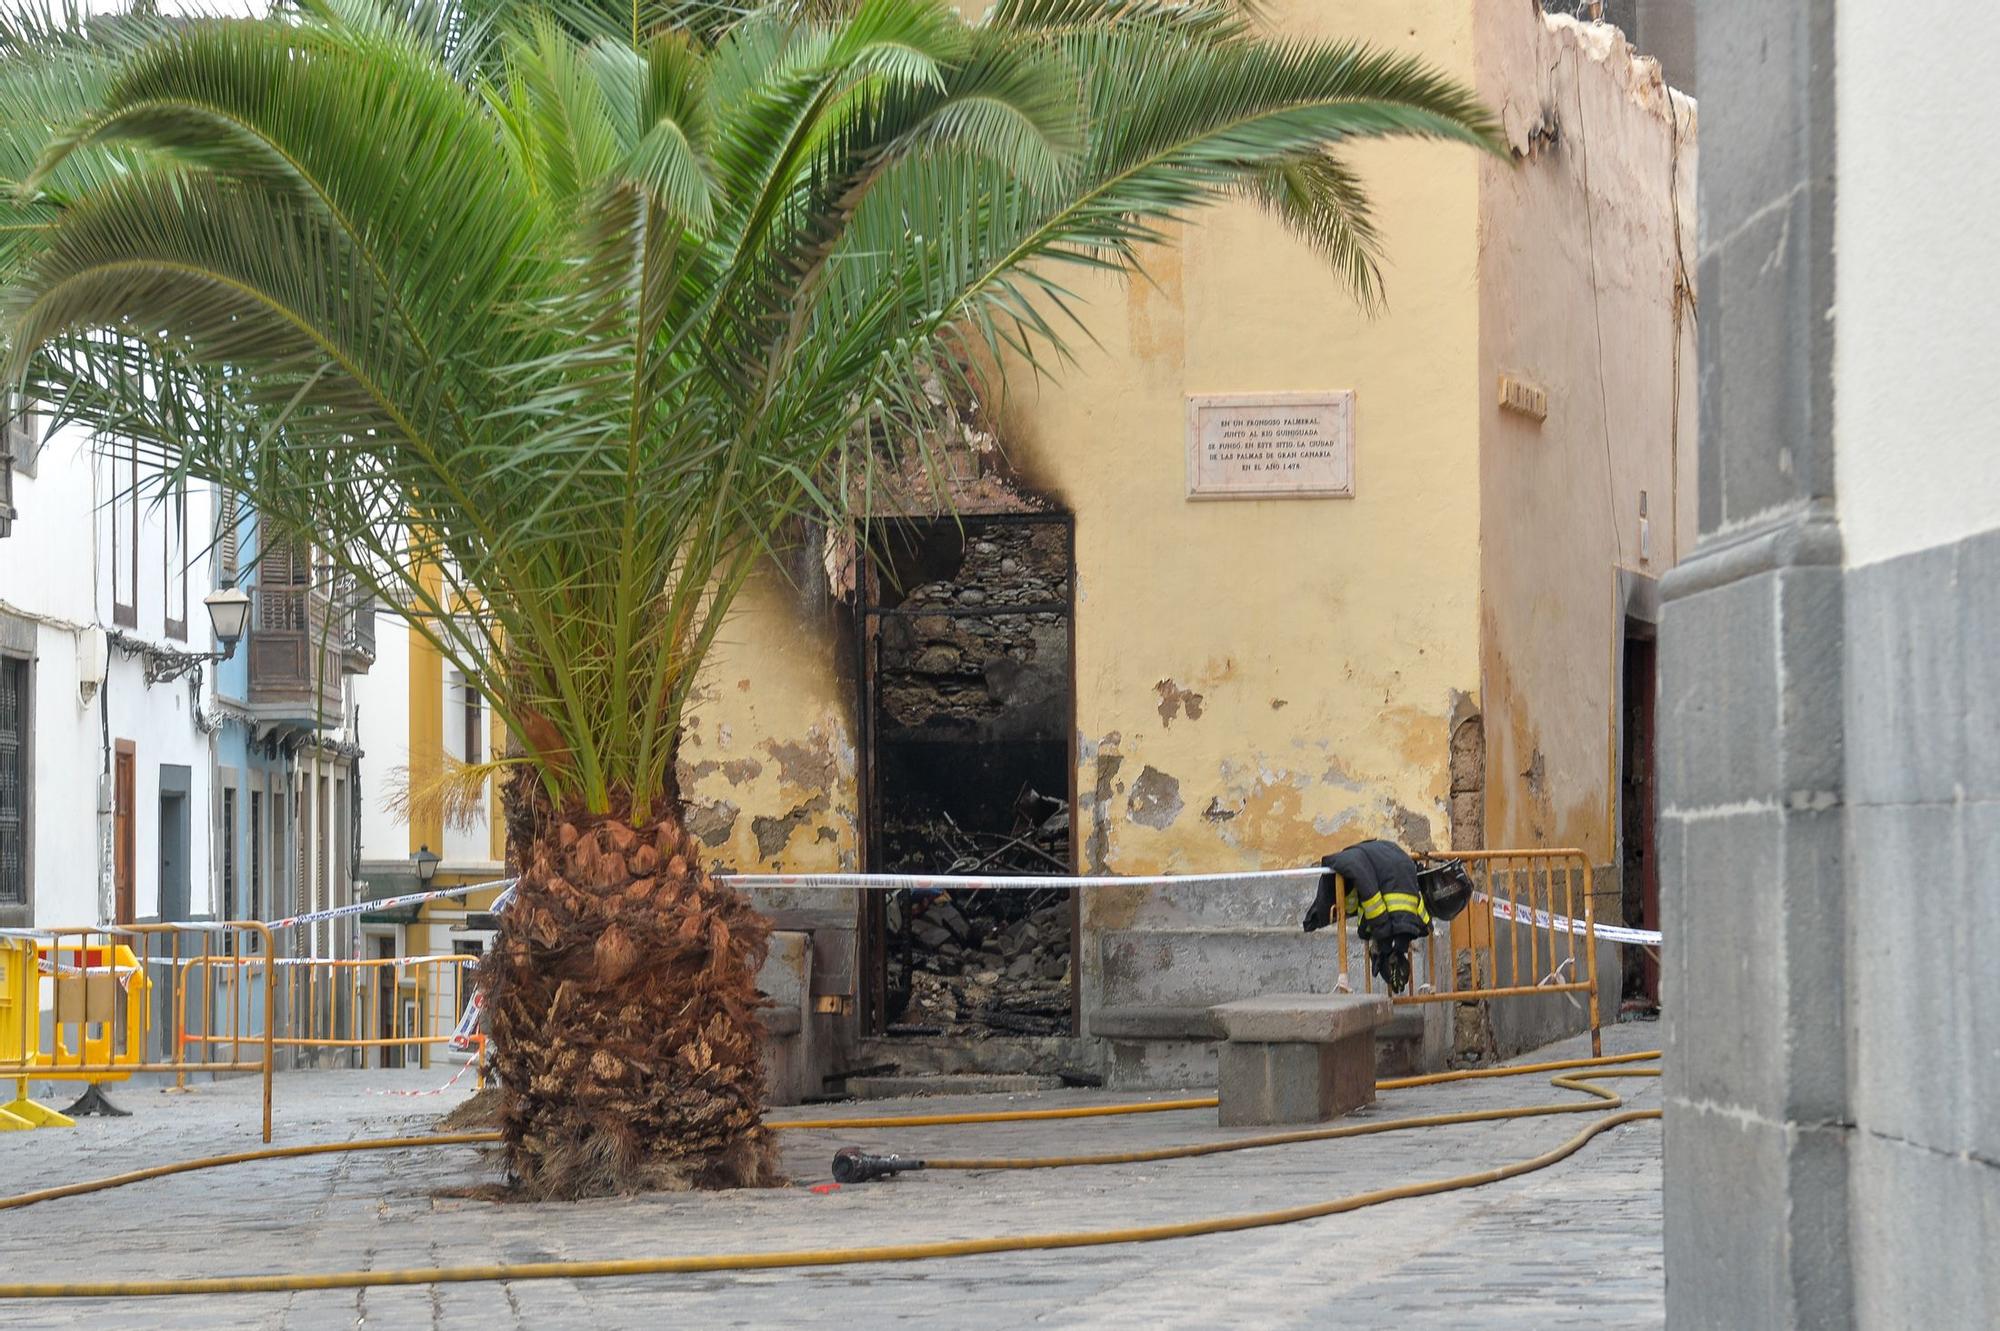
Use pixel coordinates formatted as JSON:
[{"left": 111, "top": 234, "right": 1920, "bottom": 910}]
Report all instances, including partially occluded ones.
[
  {"left": 674, "top": 2, "right": 1693, "bottom": 1063},
  {"left": 679, "top": 564, "right": 860, "bottom": 919},
  {"left": 1475, "top": 8, "right": 1698, "bottom": 867},
  {"left": 989, "top": 0, "right": 1486, "bottom": 1023}
]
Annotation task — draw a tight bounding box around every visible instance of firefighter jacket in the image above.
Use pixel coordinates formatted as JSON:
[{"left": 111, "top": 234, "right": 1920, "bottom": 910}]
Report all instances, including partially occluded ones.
[{"left": 1303, "top": 839, "right": 1432, "bottom": 945}]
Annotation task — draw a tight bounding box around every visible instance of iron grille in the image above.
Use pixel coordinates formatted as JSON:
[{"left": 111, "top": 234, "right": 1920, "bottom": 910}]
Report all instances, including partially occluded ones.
[{"left": 0, "top": 657, "right": 26, "bottom": 904}]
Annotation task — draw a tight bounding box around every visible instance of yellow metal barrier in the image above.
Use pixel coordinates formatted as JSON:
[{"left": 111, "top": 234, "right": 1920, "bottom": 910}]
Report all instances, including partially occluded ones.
[
  {"left": 1329, "top": 848, "right": 1603, "bottom": 1057},
  {"left": 2, "top": 924, "right": 277, "bottom": 1141},
  {"left": 180, "top": 954, "right": 482, "bottom": 1079},
  {"left": 2, "top": 935, "right": 70, "bottom": 1129}
]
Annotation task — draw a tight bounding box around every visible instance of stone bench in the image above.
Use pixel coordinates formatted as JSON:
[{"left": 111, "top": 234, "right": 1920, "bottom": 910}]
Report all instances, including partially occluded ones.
[{"left": 1208, "top": 992, "right": 1392, "bottom": 1126}]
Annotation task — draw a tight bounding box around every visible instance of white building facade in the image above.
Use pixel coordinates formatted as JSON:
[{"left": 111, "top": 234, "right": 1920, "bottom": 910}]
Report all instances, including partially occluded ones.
[
  {"left": 1, "top": 407, "right": 225, "bottom": 930},
  {"left": 1, "top": 401, "right": 371, "bottom": 949}
]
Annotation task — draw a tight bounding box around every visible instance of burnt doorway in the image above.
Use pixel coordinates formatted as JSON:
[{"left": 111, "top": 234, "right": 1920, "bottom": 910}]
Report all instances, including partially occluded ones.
[
  {"left": 1620, "top": 620, "right": 1660, "bottom": 1009},
  {"left": 858, "top": 513, "right": 1076, "bottom": 1039}
]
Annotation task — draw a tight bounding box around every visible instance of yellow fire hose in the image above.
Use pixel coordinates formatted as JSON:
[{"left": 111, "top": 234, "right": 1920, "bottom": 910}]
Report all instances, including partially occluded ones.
[
  {"left": 770, "top": 1049, "right": 1665, "bottom": 1131},
  {"left": 0, "top": 1049, "right": 1663, "bottom": 1214},
  {"left": 0, "top": 1052, "right": 1661, "bottom": 1300},
  {"left": 917, "top": 1070, "right": 1657, "bottom": 1173},
  {"left": 0, "top": 1133, "right": 502, "bottom": 1214}
]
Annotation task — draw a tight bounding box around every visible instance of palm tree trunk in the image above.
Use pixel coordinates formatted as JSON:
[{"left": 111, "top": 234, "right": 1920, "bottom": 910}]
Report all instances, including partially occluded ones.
[{"left": 481, "top": 772, "right": 778, "bottom": 1198}]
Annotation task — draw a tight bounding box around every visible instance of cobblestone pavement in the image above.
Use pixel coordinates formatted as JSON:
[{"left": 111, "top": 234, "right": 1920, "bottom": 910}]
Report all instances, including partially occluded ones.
[{"left": 0, "top": 1023, "right": 1663, "bottom": 1329}]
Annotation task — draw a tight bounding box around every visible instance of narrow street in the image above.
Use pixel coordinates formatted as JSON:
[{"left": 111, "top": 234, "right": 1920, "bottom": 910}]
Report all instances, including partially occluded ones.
[{"left": 0, "top": 1027, "right": 1661, "bottom": 1328}]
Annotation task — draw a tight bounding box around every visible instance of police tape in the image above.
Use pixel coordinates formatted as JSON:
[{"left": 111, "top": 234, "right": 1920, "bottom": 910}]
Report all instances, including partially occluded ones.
[
  {"left": 0, "top": 880, "right": 516, "bottom": 941},
  {"left": 134, "top": 953, "right": 475, "bottom": 969},
  {"left": 447, "top": 989, "right": 484, "bottom": 1051},
  {"left": 265, "top": 877, "right": 518, "bottom": 930},
  {"left": 724, "top": 869, "right": 1663, "bottom": 946},
  {"left": 368, "top": 1056, "right": 480, "bottom": 1097},
  {"left": 715, "top": 868, "right": 1328, "bottom": 893},
  {"left": 35, "top": 957, "right": 140, "bottom": 985},
  {"left": 1477, "top": 893, "right": 1662, "bottom": 947}
]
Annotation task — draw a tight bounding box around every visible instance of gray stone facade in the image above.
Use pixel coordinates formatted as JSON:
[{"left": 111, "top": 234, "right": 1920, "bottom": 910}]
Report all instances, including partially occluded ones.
[
  {"left": 1842, "top": 532, "right": 2000, "bottom": 1325},
  {"left": 1663, "top": 3, "right": 1999, "bottom": 1326}
]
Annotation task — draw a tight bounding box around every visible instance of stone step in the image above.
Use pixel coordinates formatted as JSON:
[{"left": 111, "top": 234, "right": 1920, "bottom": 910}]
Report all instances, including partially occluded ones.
[
  {"left": 843, "top": 1072, "right": 1065, "bottom": 1099},
  {"left": 1099, "top": 926, "right": 1449, "bottom": 1010},
  {"left": 852, "top": 1035, "right": 1095, "bottom": 1078}
]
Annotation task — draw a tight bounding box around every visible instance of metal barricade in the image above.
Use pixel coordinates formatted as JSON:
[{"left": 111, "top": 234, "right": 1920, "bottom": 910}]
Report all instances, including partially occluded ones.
[
  {"left": 1, "top": 934, "right": 65, "bottom": 1129},
  {"left": 1328, "top": 848, "right": 1602, "bottom": 1057},
  {"left": 4, "top": 923, "right": 276, "bottom": 1140},
  {"left": 180, "top": 954, "right": 482, "bottom": 1078}
]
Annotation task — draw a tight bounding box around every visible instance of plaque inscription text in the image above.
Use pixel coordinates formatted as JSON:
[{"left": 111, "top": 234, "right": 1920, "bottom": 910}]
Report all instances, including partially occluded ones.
[{"left": 1185, "top": 391, "right": 1355, "bottom": 499}]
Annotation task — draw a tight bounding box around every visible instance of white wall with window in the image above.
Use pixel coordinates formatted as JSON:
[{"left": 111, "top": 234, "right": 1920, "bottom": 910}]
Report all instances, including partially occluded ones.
[
  {"left": 441, "top": 669, "right": 491, "bottom": 867},
  {"left": 92, "top": 429, "right": 222, "bottom": 925},
  {"left": 354, "top": 608, "right": 500, "bottom": 882},
  {"left": 0, "top": 412, "right": 113, "bottom": 927},
  {"left": 355, "top": 605, "right": 412, "bottom": 872}
]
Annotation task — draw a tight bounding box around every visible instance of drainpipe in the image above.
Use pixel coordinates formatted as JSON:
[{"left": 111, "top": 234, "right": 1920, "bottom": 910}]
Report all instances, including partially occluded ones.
[{"left": 97, "top": 666, "right": 112, "bottom": 926}]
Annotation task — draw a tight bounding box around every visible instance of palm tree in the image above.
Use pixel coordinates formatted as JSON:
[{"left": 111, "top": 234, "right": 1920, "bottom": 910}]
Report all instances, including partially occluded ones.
[{"left": 1, "top": 0, "right": 1497, "bottom": 1197}]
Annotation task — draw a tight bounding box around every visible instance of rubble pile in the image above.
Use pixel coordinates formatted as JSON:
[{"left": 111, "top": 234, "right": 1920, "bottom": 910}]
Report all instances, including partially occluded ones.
[
  {"left": 876, "top": 524, "right": 1070, "bottom": 732},
  {"left": 883, "top": 787, "right": 1073, "bottom": 1036}
]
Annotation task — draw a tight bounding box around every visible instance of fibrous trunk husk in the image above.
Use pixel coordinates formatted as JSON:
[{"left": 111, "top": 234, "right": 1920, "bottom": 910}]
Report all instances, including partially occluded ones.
[{"left": 480, "top": 772, "right": 778, "bottom": 1198}]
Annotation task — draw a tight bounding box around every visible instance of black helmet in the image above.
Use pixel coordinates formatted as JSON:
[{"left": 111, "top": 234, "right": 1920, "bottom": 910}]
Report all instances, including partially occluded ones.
[{"left": 1418, "top": 859, "right": 1475, "bottom": 921}]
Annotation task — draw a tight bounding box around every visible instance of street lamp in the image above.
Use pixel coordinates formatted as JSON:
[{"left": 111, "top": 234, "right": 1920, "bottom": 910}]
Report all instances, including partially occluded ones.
[
  {"left": 139, "top": 580, "right": 254, "bottom": 683},
  {"left": 412, "top": 845, "right": 441, "bottom": 886},
  {"left": 204, "top": 583, "right": 251, "bottom": 659}
]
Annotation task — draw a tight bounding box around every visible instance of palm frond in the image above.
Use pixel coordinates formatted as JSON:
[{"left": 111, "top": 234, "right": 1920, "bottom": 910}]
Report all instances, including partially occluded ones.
[
  {"left": 383, "top": 755, "right": 523, "bottom": 832},
  {"left": 1, "top": 0, "right": 1497, "bottom": 820}
]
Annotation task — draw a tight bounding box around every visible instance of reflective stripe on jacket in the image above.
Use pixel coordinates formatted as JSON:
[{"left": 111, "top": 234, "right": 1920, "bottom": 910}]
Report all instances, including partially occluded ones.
[{"left": 1322, "top": 840, "right": 1432, "bottom": 942}]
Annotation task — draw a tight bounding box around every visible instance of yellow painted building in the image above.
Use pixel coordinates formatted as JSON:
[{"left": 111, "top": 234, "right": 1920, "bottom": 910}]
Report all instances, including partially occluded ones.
[
  {"left": 354, "top": 603, "right": 508, "bottom": 985},
  {"left": 680, "top": 2, "right": 1696, "bottom": 1083},
  {"left": 344, "top": 5, "right": 1695, "bottom": 1088}
]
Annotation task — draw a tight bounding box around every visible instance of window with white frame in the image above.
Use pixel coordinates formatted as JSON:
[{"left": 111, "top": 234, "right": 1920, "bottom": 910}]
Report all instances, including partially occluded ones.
[
  {"left": 164, "top": 474, "right": 188, "bottom": 640},
  {"left": 109, "top": 437, "right": 137, "bottom": 627}
]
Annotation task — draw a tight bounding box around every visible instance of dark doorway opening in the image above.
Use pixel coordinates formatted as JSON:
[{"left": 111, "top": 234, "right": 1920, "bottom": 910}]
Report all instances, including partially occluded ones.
[
  {"left": 1620, "top": 621, "right": 1660, "bottom": 1009},
  {"left": 157, "top": 765, "right": 191, "bottom": 924},
  {"left": 373, "top": 933, "right": 403, "bottom": 1068},
  {"left": 156, "top": 764, "right": 192, "bottom": 1059},
  {"left": 858, "top": 512, "right": 1077, "bottom": 1039}
]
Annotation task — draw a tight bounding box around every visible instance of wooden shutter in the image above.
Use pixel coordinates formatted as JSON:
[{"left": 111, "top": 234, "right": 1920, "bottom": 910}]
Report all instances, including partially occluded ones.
[{"left": 218, "top": 491, "right": 240, "bottom": 580}]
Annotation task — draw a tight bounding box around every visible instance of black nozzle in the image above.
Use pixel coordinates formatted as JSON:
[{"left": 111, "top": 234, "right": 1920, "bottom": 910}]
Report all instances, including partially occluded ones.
[{"left": 831, "top": 1147, "right": 925, "bottom": 1184}]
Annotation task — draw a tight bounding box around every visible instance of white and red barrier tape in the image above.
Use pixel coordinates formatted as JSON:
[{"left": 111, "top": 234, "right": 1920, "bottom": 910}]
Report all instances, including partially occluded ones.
[
  {"left": 10, "top": 872, "right": 1660, "bottom": 951},
  {"left": 368, "top": 1054, "right": 481, "bottom": 1098},
  {"left": 724, "top": 869, "right": 1664, "bottom": 947},
  {"left": 1476, "top": 892, "right": 1661, "bottom": 947},
  {"left": 716, "top": 868, "right": 1328, "bottom": 893},
  {"left": 0, "top": 880, "right": 516, "bottom": 941},
  {"left": 265, "top": 878, "right": 517, "bottom": 930},
  {"left": 447, "top": 989, "right": 485, "bottom": 1052},
  {"left": 135, "top": 952, "right": 477, "bottom": 969}
]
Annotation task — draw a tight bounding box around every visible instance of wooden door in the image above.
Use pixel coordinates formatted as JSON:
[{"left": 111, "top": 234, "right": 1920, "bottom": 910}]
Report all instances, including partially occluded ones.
[{"left": 113, "top": 743, "right": 135, "bottom": 925}]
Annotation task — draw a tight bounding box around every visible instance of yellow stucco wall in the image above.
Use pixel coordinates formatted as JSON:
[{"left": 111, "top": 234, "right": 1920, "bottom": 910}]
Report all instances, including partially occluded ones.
[
  {"left": 1474, "top": 12, "right": 1698, "bottom": 866},
  {"left": 678, "top": 565, "right": 861, "bottom": 896},
  {"left": 686, "top": 0, "right": 1486, "bottom": 898},
  {"left": 497, "top": 5, "right": 1695, "bottom": 1055},
  {"left": 407, "top": 611, "right": 443, "bottom": 858},
  {"left": 1020, "top": 0, "right": 1482, "bottom": 888}
]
